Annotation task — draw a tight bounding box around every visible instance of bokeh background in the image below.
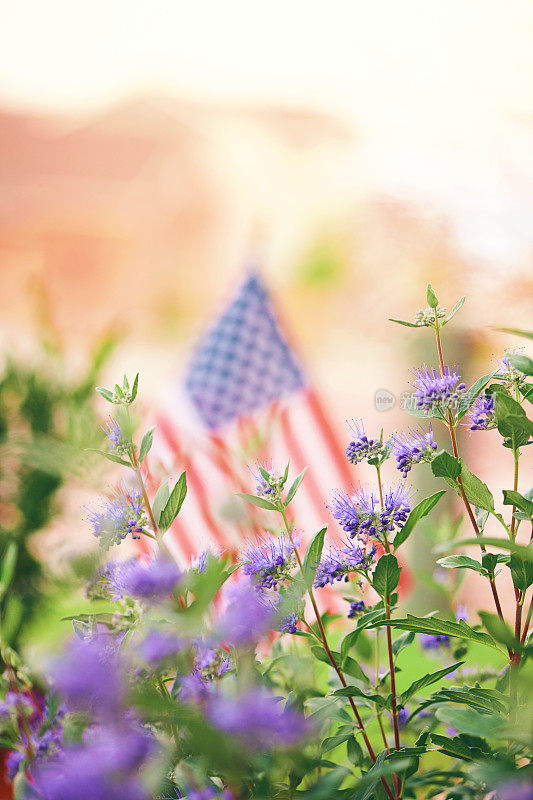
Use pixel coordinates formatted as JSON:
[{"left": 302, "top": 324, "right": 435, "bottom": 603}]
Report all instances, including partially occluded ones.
[{"left": 1, "top": 0, "right": 532, "bottom": 647}]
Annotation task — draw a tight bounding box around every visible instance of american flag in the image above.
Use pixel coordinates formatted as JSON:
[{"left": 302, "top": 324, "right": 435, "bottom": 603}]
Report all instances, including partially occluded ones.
[{"left": 148, "top": 270, "right": 354, "bottom": 565}]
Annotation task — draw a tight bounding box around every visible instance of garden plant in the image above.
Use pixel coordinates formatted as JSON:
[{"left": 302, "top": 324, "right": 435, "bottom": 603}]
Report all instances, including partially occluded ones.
[{"left": 1, "top": 286, "right": 532, "bottom": 799}]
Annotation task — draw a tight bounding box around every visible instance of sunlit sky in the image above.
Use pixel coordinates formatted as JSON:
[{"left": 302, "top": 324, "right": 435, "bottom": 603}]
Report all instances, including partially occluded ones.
[{"left": 1, "top": 0, "right": 532, "bottom": 264}]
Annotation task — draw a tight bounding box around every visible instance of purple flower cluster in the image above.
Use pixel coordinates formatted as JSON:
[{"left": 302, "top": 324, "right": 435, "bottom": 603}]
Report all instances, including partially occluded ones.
[
  {"left": 26, "top": 637, "right": 156, "bottom": 800},
  {"left": 99, "top": 558, "right": 181, "bottom": 602},
  {"left": 207, "top": 688, "right": 308, "bottom": 749},
  {"left": 138, "top": 629, "right": 183, "bottom": 665},
  {"left": 467, "top": 393, "right": 496, "bottom": 431},
  {"left": 249, "top": 460, "right": 281, "bottom": 498},
  {"left": 420, "top": 634, "right": 450, "bottom": 650},
  {"left": 3, "top": 693, "right": 65, "bottom": 782},
  {"left": 347, "top": 600, "right": 366, "bottom": 618},
  {"left": 279, "top": 612, "right": 299, "bottom": 634},
  {"left": 329, "top": 484, "right": 412, "bottom": 543},
  {"left": 241, "top": 534, "right": 296, "bottom": 589},
  {"left": 314, "top": 539, "right": 375, "bottom": 588},
  {"left": 86, "top": 487, "right": 145, "bottom": 547},
  {"left": 345, "top": 420, "right": 385, "bottom": 465},
  {"left": 217, "top": 580, "right": 277, "bottom": 646},
  {"left": 392, "top": 425, "right": 438, "bottom": 477},
  {"left": 411, "top": 365, "right": 466, "bottom": 413},
  {"left": 28, "top": 724, "right": 154, "bottom": 800},
  {"left": 101, "top": 418, "right": 129, "bottom": 454}
]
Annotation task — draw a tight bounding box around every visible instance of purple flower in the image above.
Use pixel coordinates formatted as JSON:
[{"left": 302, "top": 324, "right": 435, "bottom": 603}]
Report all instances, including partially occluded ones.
[
  {"left": 279, "top": 612, "right": 299, "bottom": 634},
  {"left": 241, "top": 534, "right": 296, "bottom": 589},
  {"left": 467, "top": 393, "right": 496, "bottom": 431},
  {"left": 51, "top": 638, "right": 124, "bottom": 716},
  {"left": 392, "top": 425, "right": 438, "bottom": 477},
  {"left": 138, "top": 630, "right": 183, "bottom": 664},
  {"left": 345, "top": 420, "right": 385, "bottom": 465},
  {"left": 347, "top": 600, "right": 366, "bottom": 618},
  {"left": 217, "top": 581, "right": 276, "bottom": 646},
  {"left": 329, "top": 484, "right": 412, "bottom": 543},
  {"left": 207, "top": 688, "right": 308, "bottom": 749},
  {"left": 101, "top": 418, "right": 129, "bottom": 453},
  {"left": 496, "top": 779, "right": 533, "bottom": 800},
  {"left": 329, "top": 491, "right": 362, "bottom": 537},
  {"left": 379, "top": 483, "right": 413, "bottom": 534},
  {"left": 314, "top": 539, "right": 374, "bottom": 588},
  {"left": 6, "top": 750, "right": 24, "bottom": 781},
  {"left": 420, "top": 634, "right": 450, "bottom": 650},
  {"left": 179, "top": 671, "right": 213, "bottom": 703},
  {"left": 85, "top": 488, "right": 145, "bottom": 548},
  {"left": 193, "top": 546, "right": 223, "bottom": 573},
  {"left": 493, "top": 348, "right": 527, "bottom": 385},
  {"left": 455, "top": 604, "right": 468, "bottom": 622},
  {"left": 120, "top": 558, "right": 181, "bottom": 600},
  {"left": 28, "top": 724, "right": 154, "bottom": 800},
  {"left": 411, "top": 365, "right": 466, "bottom": 413},
  {"left": 249, "top": 460, "right": 281, "bottom": 499},
  {"left": 397, "top": 706, "right": 409, "bottom": 728}
]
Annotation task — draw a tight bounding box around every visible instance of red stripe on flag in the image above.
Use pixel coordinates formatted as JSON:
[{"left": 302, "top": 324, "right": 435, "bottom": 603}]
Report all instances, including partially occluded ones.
[
  {"left": 278, "top": 405, "right": 327, "bottom": 523},
  {"left": 305, "top": 387, "right": 353, "bottom": 488},
  {"left": 156, "top": 416, "right": 229, "bottom": 553}
]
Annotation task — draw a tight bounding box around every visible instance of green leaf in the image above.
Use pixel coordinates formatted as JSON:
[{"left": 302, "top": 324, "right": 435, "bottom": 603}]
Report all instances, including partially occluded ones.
[
  {"left": 138, "top": 426, "right": 155, "bottom": 463},
  {"left": 96, "top": 386, "right": 114, "bottom": 402},
  {"left": 478, "top": 611, "right": 519, "bottom": 650},
  {"left": 86, "top": 448, "right": 131, "bottom": 467},
  {"left": 372, "top": 554, "right": 401, "bottom": 598},
  {"left": 494, "top": 326, "right": 533, "bottom": 340},
  {"left": 435, "top": 707, "right": 506, "bottom": 740},
  {"left": 321, "top": 731, "right": 353, "bottom": 753},
  {"left": 503, "top": 490, "right": 533, "bottom": 521},
  {"left": 152, "top": 481, "right": 170, "bottom": 525},
  {"left": 389, "top": 318, "right": 419, "bottom": 328},
  {"left": 285, "top": 467, "right": 307, "bottom": 507},
  {"left": 302, "top": 526, "right": 327, "bottom": 588},
  {"left": 509, "top": 553, "right": 533, "bottom": 592},
  {"left": 159, "top": 472, "right": 187, "bottom": 531},
  {"left": 392, "top": 630, "right": 415, "bottom": 657},
  {"left": 426, "top": 284, "right": 438, "bottom": 308},
  {"left": 400, "top": 662, "right": 464, "bottom": 703},
  {"left": 393, "top": 491, "right": 446, "bottom": 549},
  {"left": 459, "top": 463, "right": 494, "bottom": 511},
  {"left": 482, "top": 552, "right": 509, "bottom": 575},
  {"left": 494, "top": 392, "right": 533, "bottom": 448},
  {"left": 430, "top": 733, "right": 483, "bottom": 761},
  {"left": 442, "top": 296, "right": 465, "bottom": 326},
  {"left": 506, "top": 353, "right": 533, "bottom": 376},
  {"left": 456, "top": 372, "right": 496, "bottom": 422},
  {"left": 130, "top": 373, "right": 139, "bottom": 402},
  {"left": 235, "top": 492, "right": 279, "bottom": 512},
  {"left": 436, "top": 554, "right": 487, "bottom": 576},
  {"left": 429, "top": 687, "right": 510, "bottom": 715},
  {"left": 331, "top": 685, "right": 390, "bottom": 709},
  {"left": 366, "top": 614, "right": 503, "bottom": 651},
  {"left": 0, "top": 542, "right": 18, "bottom": 601},
  {"left": 437, "top": 537, "right": 533, "bottom": 562},
  {"left": 431, "top": 451, "right": 461, "bottom": 482}
]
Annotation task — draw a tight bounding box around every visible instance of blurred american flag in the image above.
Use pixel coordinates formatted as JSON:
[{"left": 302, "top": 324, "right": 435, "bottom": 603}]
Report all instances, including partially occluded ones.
[{"left": 148, "top": 270, "right": 353, "bottom": 564}]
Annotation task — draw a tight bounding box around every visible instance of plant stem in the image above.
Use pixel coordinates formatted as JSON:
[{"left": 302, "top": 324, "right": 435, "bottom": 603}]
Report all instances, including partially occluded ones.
[
  {"left": 279, "top": 508, "right": 396, "bottom": 800},
  {"left": 375, "top": 466, "right": 401, "bottom": 798},
  {"left": 520, "top": 596, "right": 532, "bottom": 644},
  {"left": 375, "top": 630, "right": 390, "bottom": 754},
  {"left": 131, "top": 451, "right": 159, "bottom": 537},
  {"left": 434, "top": 320, "right": 506, "bottom": 625}
]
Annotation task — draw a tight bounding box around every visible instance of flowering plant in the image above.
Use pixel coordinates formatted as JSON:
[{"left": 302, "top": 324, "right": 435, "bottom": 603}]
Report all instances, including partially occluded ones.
[{"left": 1, "top": 286, "right": 532, "bottom": 799}]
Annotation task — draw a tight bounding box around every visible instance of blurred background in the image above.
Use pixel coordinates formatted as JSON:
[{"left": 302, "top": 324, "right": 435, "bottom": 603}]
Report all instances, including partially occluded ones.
[{"left": 0, "top": 1, "right": 532, "bottom": 650}]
